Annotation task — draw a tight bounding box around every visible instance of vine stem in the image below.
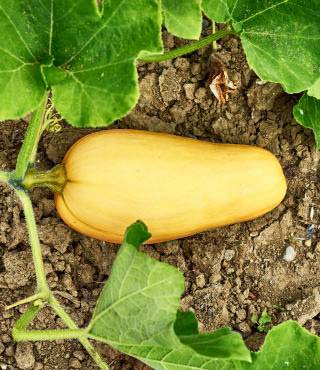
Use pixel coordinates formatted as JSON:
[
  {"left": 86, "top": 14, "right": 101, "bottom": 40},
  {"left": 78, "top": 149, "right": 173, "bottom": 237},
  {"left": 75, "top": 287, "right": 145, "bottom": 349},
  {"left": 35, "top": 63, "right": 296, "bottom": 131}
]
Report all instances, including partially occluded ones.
[
  {"left": 15, "top": 92, "right": 49, "bottom": 181},
  {"left": 49, "top": 295, "right": 109, "bottom": 370},
  {"left": 14, "top": 186, "right": 109, "bottom": 368},
  {"left": 139, "top": 27, "right": 232, "bottom": 63},
  {"left": 7, "top": 96, "right": 110, "bottom": 370},
  {"left": 15, "top": 189, "right": 50, "bottom": 293}
]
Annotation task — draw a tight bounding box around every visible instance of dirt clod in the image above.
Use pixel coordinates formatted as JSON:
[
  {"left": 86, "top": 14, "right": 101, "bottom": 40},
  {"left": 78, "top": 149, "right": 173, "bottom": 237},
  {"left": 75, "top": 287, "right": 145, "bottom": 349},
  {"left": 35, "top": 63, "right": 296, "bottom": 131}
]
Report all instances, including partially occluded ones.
[{"left": 15, "top": 343, "right": 35, "bottom": 369}]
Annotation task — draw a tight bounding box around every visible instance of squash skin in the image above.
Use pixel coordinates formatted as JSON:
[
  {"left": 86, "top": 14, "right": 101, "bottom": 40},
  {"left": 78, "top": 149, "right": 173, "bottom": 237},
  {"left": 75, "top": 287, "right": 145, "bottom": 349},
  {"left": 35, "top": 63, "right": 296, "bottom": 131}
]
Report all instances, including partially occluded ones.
[{"left": 55, "top": 129, "right": 287, "bottom": 244}]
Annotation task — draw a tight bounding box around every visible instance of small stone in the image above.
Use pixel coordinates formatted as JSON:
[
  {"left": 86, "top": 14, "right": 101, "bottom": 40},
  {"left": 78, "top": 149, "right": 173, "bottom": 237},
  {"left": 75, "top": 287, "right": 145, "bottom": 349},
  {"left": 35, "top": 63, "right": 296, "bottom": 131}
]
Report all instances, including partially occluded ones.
[
  {"left": 174, "top": 58, "right": 190, "bottom": 71},
  {"left": 15, "top": 343, "right": 35, "bottom": 369},
  {"left": 69, "top": 358, "right": 82, "bottom": 369},
  {"left": 5, "top": 346, "right": 14, "bottom": 357},
  {"left": 183, "top": 83, "right": 196, "bottom": 100},
  {"left": 305, "top": 239, "right": 312, "bottom": 247},
  {"left": 283, "top": 246, "right": 296, "bottom": 262},
  {"left": 238, "top": 322, "right": 251, "bottom": 334},
  {"left": 76, "top": 264, "right": 96, "bottom": 285},
  {"left": 196, "top": 274, "right": 206, "bottom": 288},
  {"left": 236, "top": 309, "right": 247, "bottom": 321},
  {"left": 1, "top": 334, "right": 11, "bottom": 343},
  {"left": 315, "top": 242, "right": 320, "bottom": 253},
  {"left": 194, "top": 87, "right": 207, "bottom": 102},
  {"left": 191, "top": 63, "right": 201, "bottom": 75},
  {"left": 306, "top": 252, "right": 314, "bottom": 260},
  {"left": 34, "top": 363, "right": 44, "bottom": 370},
  {"left": 224, "top": 249, "right": 235, "bottom": 261},
  {"left": 73, "top": 351, "right": 85, "bottom": 361},
  {"left": 0, "top": 342, "right": 5, "bottom": 354}
]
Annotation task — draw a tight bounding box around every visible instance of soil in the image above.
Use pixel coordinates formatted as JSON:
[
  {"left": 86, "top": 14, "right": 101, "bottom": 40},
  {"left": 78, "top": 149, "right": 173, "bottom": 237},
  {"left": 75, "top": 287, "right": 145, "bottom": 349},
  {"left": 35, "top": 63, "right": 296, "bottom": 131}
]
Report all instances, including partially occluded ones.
[{"left": 1, "top": 29, "right": 320, "bottom": 370}]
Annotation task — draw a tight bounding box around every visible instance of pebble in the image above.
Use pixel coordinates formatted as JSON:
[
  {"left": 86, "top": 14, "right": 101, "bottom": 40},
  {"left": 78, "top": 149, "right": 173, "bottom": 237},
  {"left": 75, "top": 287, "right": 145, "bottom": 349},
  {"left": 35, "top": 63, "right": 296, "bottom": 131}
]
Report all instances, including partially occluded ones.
[
  {"left": 306, "top": 252, "right": 314, "bottom": 260},
  {"left": 236, "top": 308, "right": 247, "bottom": 321},
  {"left": 238, "top": 322, "right": 251, "bottom": 333},
  {"left": 304, "top": 239, "right": 312, "bottom": 247},
  {"left": 69, "top": 358, "right": 82, "bottom": 369},
  {"left": 196, "top": 274, "right": 206, "bottom": 288},
  {"left": 224, "top": 249, "right": 235, "bottom": 261},
  {"left": 183, "top": 83, "right": 196, "bottom": 100},
  {"left": 34, "top": 363, "right": 44, "bottom": 370},
  {"left": 15, "top": 343, "right": 35, "bottom": 369},
  {"left": 282, "top": 246, "right": 296, "bottom": 262}
]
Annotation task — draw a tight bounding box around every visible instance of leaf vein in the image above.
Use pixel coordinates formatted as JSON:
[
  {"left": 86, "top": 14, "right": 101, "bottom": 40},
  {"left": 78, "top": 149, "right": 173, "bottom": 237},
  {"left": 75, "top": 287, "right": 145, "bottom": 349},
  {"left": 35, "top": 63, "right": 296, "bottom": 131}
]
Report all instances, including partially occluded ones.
[
  {"left": 62, "top": 0, "right": 127, "bottom": 66},
  {"left": 240, "top": 0, "right": 289, "bottom": 24},
  {"left": 0, "top": 5, "right": 38, "bottom": 62}
]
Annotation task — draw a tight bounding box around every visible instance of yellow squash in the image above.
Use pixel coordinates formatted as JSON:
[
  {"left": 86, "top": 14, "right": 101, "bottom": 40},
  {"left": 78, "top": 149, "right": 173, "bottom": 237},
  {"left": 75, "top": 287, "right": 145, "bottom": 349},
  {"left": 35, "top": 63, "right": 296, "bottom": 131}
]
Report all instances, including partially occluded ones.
[{"left": 55, "top": 129, "right": 287, "bottom": 244}]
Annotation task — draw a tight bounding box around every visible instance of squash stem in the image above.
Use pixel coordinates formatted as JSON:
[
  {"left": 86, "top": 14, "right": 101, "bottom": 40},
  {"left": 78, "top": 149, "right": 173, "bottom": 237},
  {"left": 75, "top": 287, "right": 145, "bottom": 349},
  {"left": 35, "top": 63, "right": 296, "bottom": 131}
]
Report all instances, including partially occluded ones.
[
  {"left": 22, "top": 164, "right": 67, "bottom": 193},
  {"left": 139, "top": 26, "right": 232, "bottom": 63}
]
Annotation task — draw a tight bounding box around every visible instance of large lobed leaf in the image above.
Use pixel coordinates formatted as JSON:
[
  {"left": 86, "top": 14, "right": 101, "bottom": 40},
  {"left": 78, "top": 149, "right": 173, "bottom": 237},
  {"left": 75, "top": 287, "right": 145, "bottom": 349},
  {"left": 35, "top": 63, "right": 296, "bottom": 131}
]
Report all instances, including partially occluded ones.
[
  {"left": 87, "top": 221, "right": 251, "bottom": 369},
  {"left": 87, "top": 221, "right": 320, "bottom": 369},
  {"left": 293, "top": 93, "right": 320, "bottom": 148},
  {"left": 0, "top": 0, "right": 162, "bottom": 127},
  {"left": 202, "top": 0, "right": 320, "bottom": 95}
]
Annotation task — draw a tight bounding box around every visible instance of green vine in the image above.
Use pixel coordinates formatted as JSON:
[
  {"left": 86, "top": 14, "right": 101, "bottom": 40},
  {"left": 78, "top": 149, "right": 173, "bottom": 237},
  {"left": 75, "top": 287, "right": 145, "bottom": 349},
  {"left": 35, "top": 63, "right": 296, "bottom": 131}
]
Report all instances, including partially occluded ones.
[{"left": 0, "top": 101, "right": 110, "bottom": 370}]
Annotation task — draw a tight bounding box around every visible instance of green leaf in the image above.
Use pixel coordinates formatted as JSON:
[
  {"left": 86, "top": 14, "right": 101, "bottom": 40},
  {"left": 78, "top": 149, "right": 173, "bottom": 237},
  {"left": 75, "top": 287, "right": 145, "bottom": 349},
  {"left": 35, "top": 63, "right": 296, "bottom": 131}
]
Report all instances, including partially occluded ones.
[
  {"left": 202, "top": 0, "right": 234, "bottom": 23},
  {"left": 88, "top": 221, "right": 251, "bottom": 369},
  {"left": 88, "top": 220, "right": 184, "bottom": 349},
  {"left": 204, "top": 0, "right": 320, "bottom": 94},
  {"left": 293, "top": 93, "right": 320, "bottom": 148},
  {"left": 0, "top": 0, "right": 163, "bottom": 127},
  {"left": 130, "top": 345, "right": 244, "bottom": 370},
  {"left": 243, "top": 321, "right": 320, "bottom": 370},
  {"left": 123, "top": 219, "right": 151, "bottom": 248},
  {"left": 179, "top": 327, "right": 250, "bottom": 361},
  {"left": 161, "top": 0, "right": 202, "bottom": 39},
  {"left": 308, "top": 78, "right": 320, "bottom": 100},
  {"left": 174, "top": 310, "right": 199, "bottom": 336},
  {"left": 0, "top": 1, "right": 49, "bottom": 119},
  {"left": 258, "top": 310, "right": 272, "bottom": 327}
]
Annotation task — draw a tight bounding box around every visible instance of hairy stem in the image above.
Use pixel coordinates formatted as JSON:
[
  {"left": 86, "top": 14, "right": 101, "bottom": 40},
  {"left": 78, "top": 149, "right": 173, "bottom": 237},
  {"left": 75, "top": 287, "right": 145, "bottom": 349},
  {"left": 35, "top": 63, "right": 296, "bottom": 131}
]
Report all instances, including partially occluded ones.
[
  {"left": 13, "top": 303, "right": 84, "bottom": 341},
  {"left": 49, "top": 295, "right": 109, "bottom": 370},
  {"left": 13, "top": 304, "right": 41, "bottom": 332},
  {"left": 14, "top": 328, "right": 86, "bottom": 342},
  {"left": 15, "top": 93, "right": 49, "bottom": 180},
  {"left": 6, "top": 292, "right": 48, "bottom": 310},
  {"left": 139, "top": 27, "right": 232, "bottom": 63},
  {"left": 15, "top": 189, "right": 49, "bottom": 294}
]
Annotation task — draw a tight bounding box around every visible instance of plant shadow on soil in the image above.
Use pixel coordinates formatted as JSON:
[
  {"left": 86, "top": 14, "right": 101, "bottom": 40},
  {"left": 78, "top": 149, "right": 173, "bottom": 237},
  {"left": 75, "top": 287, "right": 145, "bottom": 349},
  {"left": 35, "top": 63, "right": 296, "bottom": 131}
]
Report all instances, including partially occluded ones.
[{"left": 0, "top": 32, "right": 320, "bottom": 369}]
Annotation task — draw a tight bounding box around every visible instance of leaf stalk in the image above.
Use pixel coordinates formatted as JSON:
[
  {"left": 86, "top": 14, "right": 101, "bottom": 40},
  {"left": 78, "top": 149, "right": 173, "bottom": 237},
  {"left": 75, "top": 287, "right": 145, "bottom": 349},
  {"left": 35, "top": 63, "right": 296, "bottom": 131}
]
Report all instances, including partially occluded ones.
[
  {"left": 139, "top": 26, "right": 232, "bottom": 63},
  {"left": 14, "top": 93, "right": 50, "bottom": 180}
]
